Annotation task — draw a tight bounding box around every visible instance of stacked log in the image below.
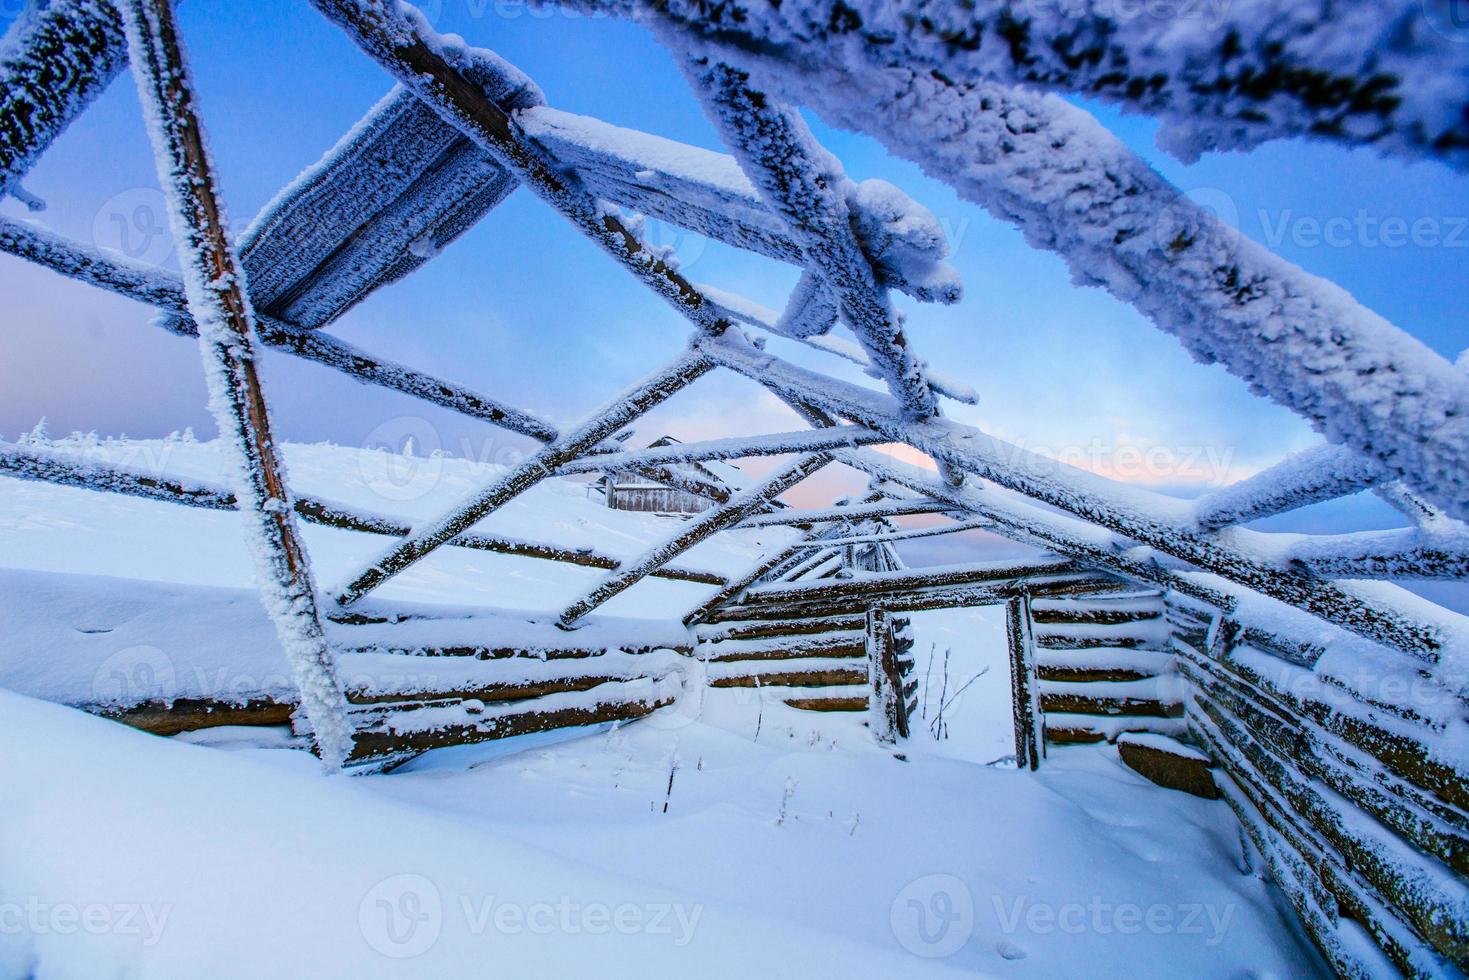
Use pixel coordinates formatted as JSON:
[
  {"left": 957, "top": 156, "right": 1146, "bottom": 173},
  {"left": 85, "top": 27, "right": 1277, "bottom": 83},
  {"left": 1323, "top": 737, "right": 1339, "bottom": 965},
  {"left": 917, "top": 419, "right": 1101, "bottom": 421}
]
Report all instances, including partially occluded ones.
[
  {"left": 1167, "top": 596, "right": 1469, "bottom": 977},
  {"left": 1028, "top": 593, "right": 1183, "bottom": 746},
  {"left": 693, "top": 611, "right": 914, "bottom": 714}
]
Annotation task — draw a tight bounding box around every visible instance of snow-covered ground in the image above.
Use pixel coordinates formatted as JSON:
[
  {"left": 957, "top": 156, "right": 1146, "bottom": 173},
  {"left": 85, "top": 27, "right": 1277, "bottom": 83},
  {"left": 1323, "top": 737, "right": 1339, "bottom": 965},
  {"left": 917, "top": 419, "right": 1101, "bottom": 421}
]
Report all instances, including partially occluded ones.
[{"left": 0, "top": 439, "right": 1326, "bottom": 977}]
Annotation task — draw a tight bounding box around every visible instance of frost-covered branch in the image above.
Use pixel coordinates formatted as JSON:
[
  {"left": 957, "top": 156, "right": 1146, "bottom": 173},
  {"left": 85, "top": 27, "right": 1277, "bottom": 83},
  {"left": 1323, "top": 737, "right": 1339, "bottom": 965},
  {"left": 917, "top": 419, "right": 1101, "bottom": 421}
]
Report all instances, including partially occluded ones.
[
  {"left": 573, "top": 0, "right": 1469, "bottom": 170},
  {"left": 1192, "top": 444, "right": 1385, "bottom": 530},
  {"left": 119, "top": 0, "right": 353, "bottom": 768},
  {"left": 626, "top": 14, "right": 1469, "bottom": 523},
  {"left": 0, "top": 0, "right": 127, "bottom": 199}
]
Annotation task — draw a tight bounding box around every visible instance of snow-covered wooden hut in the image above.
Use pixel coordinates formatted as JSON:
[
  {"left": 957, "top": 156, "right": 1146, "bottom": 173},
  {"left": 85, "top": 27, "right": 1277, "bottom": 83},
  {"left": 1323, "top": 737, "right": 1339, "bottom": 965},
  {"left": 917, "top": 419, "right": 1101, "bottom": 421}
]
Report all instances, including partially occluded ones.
[{"left": 1, "top": 1, "right": 1467, "bottom": 975}]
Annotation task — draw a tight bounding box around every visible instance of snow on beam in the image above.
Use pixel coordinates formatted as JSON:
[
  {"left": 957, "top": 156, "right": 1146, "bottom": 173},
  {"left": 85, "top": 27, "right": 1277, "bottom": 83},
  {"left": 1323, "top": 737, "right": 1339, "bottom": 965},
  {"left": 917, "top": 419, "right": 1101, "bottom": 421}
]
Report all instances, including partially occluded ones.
[
  {"left": 1283, "top": 527, "right": 1469, "bottom": 581},
  {"left": 741, "top": 557, "right": 1079, "bottom": 606},
  {"left": 0, "top": 0, "right": 127, "bottom": 201},
  {"left": 517, "top": 106, "right": 962, "bottom": 305},
  {"left": 558, "top": 453, "right": 833, "bottom": 627},
  {"left": 695, "top": 281, "right": 978, "bottom": 405},
  {"left": 680, "top": 59, "right": 947, "bottom": 432},
  {"left": 733, "top": 499, "right": 957, "bottom": 528},
  {"left": 334, "top": 349, "right": 715, "bottom": 606},
  {"left": 557, "top": 425, "right": 882, "bottom": 475},
  {"left": 119, "top": 0, "right": 353, "bottom": 768},
  {"left": 640, "top": 28, "right": 1469, "bottom": 523},
  {"left": 588, "top": 0, "right": 1469, "bottom": 171},
  {"left": 775, "top": 269, "right": 838, "bottom": 337},
  {"left": 235, "top": 86, "right": 531, "bottom": 330},
  {"left": 1193, "top": 444, "right": 1385, "bottom": 530},
  {"left": 699, "top": 330, "right": 1448, "bottom": 660},
  {"left": 309, "top": 0, "right": 726, "bottom": 334},
  {"left": 707, "top": 573, "right": 1119, "bottom": 621}
]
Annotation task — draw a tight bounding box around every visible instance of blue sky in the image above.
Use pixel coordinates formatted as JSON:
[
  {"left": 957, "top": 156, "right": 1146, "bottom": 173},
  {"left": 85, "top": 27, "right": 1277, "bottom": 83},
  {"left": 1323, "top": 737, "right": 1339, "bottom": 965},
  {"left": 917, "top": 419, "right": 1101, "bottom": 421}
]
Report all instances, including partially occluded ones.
[{"left": 2, "top": 0, "right": 1466, "bottom": 548}]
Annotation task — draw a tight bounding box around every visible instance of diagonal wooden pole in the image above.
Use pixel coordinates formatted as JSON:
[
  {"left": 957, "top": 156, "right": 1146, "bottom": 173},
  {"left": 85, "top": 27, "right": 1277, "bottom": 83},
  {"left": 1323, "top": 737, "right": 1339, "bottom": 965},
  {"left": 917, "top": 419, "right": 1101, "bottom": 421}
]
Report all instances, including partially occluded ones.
[
  {"left": 335, "top": 350, "right": 714, "bottom": 605},
  {"left": 117, "top": 0, "right": 352, "bottom": 767}
]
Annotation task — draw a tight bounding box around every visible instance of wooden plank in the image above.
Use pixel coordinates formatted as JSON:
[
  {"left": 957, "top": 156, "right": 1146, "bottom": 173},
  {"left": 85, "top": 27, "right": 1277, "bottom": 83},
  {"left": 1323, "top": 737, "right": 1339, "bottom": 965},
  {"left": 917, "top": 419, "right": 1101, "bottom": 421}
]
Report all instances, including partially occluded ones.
[
  {"left": 1006, "top": 594, "right": 1043, "bottom": 770},
  {"left": 119, "top": 0, "right": 352, "bottom": 767},
  {"left": 742, "top": 557, "right": 1078, "bottom": 606}
]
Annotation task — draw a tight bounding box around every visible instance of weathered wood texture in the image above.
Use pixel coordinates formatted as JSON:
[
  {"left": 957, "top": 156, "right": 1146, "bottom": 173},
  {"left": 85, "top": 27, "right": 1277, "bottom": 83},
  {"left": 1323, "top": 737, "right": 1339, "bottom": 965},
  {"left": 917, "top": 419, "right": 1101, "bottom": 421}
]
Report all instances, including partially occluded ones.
[
  {"left": 0, "top": 1, "right": 127, "bottom": 198},
  {"left": 120, "top": 0, "right": 352, "bottom": 768},
  {"left": 1171, "top": 598, "right": 1469, "bottom": 976},
  {"left": 866, "top": 608, "right": 905, "bottom": 742},
  {"left": 1005, "top": 594, "right": 1043, "bottom": 770}
]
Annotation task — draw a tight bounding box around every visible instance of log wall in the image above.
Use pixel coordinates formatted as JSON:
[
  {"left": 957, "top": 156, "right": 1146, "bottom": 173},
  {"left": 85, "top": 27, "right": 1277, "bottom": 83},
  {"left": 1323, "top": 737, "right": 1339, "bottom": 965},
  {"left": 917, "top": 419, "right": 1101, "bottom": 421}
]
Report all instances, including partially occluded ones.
[
  {"left": 1165, "top": 596, "right": 1469, "bottom": 977},
  {"left": 1026, "top": 592, "right": 1184, "bottom": 747}
]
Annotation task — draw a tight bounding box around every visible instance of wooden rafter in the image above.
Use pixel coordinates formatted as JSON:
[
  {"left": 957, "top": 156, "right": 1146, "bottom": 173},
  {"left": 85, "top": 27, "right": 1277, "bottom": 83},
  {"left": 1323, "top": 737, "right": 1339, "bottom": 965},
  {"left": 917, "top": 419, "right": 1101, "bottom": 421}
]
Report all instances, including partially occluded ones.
[
  {"left": 694, "top": 330, "right": 1448, "bottom": 659},
  {"left": 118, "top": 0, "right": 352, "bottom": 767},
  {"left": 335, "top": 349, "right": 714, "bottom": 605}
]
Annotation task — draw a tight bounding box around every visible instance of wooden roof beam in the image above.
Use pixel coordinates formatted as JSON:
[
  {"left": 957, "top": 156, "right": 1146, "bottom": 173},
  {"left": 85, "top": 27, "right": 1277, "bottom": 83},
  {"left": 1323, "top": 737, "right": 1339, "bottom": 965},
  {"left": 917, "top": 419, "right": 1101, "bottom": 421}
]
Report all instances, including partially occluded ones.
[
  {"left": 557, "top": 425, "right": 882, "bottom": 475},
  {"left": 681, "top": 59, "right": 963, "bottom": 488},
  {"left": 697, "top": 331, "right": 1450, "bottom": 659}
]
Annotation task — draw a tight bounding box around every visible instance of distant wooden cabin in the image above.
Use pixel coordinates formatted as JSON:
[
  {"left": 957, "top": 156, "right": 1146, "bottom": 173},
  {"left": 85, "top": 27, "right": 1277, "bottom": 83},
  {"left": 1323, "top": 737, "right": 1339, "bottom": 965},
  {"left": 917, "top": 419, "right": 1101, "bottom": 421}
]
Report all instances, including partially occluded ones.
[{"left": 599, "top": 435, "right": 770, "bottom": 515}]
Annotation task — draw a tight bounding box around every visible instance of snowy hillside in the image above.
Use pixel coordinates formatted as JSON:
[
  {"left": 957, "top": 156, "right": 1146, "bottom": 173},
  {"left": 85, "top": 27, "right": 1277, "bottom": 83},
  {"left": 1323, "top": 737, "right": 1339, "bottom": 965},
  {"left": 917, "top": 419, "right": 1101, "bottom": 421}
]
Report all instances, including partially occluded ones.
[{"left": 0, "top": 436, "right": 1328, "bottom": 977}]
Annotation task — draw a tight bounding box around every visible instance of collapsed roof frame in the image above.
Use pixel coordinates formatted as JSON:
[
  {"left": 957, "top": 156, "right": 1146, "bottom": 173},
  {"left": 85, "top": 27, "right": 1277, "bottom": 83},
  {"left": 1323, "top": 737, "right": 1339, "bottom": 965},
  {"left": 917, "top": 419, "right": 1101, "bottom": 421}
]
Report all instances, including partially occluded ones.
[{"left": 0, "top": 0, "right": 1465, "bottom": 767}]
